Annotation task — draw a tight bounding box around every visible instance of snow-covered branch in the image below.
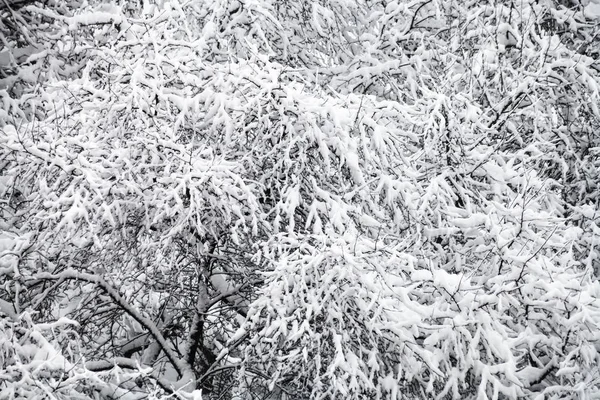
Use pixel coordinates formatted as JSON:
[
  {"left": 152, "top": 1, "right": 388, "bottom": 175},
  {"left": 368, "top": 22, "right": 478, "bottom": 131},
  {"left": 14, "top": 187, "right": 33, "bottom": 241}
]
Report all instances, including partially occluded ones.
[{"left": 32, "top": 269, "right": 192, "bottom": 381}]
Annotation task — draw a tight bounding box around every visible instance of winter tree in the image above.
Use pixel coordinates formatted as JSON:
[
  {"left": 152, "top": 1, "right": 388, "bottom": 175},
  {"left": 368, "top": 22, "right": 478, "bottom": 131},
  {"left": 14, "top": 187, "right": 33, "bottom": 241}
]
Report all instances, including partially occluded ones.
[{"left": 1, "top": 0, "right": 599, "bottom": 399}]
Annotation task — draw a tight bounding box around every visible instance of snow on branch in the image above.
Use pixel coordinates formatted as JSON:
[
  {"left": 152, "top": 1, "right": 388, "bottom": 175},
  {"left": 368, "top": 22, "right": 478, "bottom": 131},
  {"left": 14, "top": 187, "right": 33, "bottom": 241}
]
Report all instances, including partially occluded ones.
[{"left": 32, "top": 269, "right": 193, "bottom": 382}]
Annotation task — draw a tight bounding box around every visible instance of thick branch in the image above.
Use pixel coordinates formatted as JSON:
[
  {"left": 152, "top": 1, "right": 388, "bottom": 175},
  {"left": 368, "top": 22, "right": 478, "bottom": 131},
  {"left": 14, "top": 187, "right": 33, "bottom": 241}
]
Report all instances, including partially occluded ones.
[
  {"left": 33, "top": 269, "right": 191, "bottom": 380},
  {"left": 85, "top": 357, "right": 185, "bottom": 398},
  {"left": 186, "top": 280, "right": 210, "bottom": 369},
  {"left": 184, "top": 240, "right": 217, "bottom": 370},
  {"left": 85, "top": 357, "right": 141, "bottom": 372}
]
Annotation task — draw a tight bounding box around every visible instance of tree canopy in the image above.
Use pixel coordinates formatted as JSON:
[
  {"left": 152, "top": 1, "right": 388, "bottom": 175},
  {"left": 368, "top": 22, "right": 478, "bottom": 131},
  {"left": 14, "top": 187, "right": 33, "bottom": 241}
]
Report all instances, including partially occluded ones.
[{"left": 1, "top": 0, "right": 599, "bottom": 399}]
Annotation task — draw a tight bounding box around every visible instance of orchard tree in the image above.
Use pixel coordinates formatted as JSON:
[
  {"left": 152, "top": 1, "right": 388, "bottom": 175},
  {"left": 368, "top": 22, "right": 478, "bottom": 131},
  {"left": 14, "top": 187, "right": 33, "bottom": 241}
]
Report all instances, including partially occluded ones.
[{"left": 1, "top": 0, "right": 599, "bottom": 399}]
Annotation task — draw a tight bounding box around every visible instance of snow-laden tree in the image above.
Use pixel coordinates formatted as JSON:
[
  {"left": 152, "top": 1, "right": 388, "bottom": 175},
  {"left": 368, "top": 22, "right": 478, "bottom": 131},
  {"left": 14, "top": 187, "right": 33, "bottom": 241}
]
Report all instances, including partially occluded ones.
[
  {"left": 234, "top": 0, "right": 600, "bottom": 398},
  {"left": 1, "top": 0, "right": 599, "bottom": 399}
]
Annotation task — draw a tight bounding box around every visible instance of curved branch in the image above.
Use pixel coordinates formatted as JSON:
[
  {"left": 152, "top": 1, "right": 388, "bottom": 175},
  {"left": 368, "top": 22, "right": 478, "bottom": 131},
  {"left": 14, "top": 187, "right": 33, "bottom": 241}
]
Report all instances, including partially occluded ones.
[
  {"left": 32, "top": 269, "right": 191, "bottom": 380},
  {"left": 85, "top": 357, "right": 141, "bottom": 372},
  {"left": 85, "top": 357, "right": 186, "bottom": 398}
]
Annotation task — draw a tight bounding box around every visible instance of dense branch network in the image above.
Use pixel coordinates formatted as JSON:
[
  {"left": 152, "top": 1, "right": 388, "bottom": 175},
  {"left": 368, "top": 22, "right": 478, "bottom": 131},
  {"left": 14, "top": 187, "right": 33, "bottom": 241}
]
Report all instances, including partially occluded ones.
[{"left": 0, "top": 0, "right": 599, "bottom": 399}]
